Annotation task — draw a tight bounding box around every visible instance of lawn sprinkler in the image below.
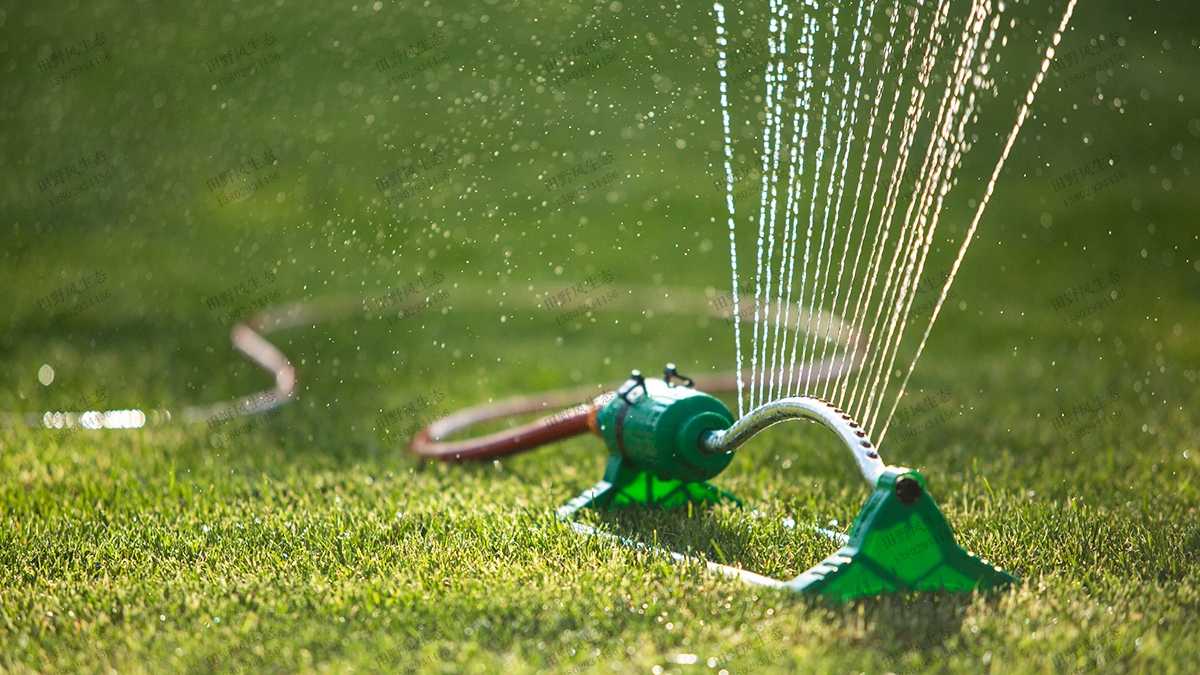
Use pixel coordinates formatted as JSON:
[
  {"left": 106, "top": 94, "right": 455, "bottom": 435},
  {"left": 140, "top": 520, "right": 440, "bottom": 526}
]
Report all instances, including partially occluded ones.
[{"left": 409, "top": 362, "right": 1016, "bottom": 602}]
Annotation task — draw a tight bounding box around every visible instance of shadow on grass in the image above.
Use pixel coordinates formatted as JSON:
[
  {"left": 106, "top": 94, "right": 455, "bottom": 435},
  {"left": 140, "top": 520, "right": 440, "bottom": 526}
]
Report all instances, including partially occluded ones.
[
  {"left": 830, "top": 591, "right": 977, "bottom": 673},
  {"left": 578, "top": 498, "right": 1007, "bottom": 671},
  {"left": 580, "top": 499, "right": 840, "bottom": 587}
]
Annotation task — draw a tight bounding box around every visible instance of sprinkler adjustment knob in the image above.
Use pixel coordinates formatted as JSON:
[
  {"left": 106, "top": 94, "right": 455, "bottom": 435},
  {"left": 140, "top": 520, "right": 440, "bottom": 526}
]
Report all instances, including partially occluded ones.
[
  {"left": 617, "top": 370, "right": 649, "bottom": 404},
  {"left": 662, "top": 363, "right": 695, "bottom": 388}
]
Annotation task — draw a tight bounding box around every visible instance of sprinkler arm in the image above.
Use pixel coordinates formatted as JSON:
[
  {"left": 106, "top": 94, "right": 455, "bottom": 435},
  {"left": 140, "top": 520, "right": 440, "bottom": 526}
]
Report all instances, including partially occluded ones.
[{"left": 699, "top": 396, "right": 887, "bottom": 486}]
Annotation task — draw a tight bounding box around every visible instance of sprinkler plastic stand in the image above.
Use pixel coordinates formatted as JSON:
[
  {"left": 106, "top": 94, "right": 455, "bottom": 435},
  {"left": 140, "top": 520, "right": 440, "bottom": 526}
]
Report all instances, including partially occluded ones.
[
  {"left": 556, "top": 454, "right": 741, "bottom": 517},
  {"left": 558, "top": 366, "right": 1017, "bottom": 601},
  {"left": 558, "top": 371, "right": 741, "bottom": 515},
  {"left": 785, "top": 466, "right": 1016, "bottom": 601}
]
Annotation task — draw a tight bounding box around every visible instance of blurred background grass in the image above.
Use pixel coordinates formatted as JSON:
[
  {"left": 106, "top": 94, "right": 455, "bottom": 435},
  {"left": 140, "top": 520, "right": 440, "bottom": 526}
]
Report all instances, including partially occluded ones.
[{"left": 1, "top": 0, "right": 1199, "bottom": 673}]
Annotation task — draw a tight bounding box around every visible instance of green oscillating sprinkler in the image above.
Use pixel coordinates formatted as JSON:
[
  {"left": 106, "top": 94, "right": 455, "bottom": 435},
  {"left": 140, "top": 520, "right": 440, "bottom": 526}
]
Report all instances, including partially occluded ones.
[{"left": 556, "top": 364, "right": 1016, "bottom": 602}]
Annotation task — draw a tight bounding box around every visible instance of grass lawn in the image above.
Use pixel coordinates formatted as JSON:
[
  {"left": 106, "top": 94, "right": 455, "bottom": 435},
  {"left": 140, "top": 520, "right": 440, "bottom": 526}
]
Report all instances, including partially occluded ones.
[{"left": 1, "top": 0, "right": 1198, "bottom": 673}]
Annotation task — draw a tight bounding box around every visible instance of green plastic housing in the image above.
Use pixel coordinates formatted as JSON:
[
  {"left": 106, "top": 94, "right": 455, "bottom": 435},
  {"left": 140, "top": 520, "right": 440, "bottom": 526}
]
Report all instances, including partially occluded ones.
[
  {"left": 595, "top": 377, "right": 735, "bottom": 483},
  {"left": 787, "top": 467, "right": 1017, "bottom": 600}
]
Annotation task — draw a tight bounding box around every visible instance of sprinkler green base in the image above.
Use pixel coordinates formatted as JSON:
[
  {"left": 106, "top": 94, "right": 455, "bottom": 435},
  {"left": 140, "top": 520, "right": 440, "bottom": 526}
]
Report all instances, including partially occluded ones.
[
  {"left": 557, "top": 456, "right": 741, "bottom": 516},
  {"left": 786, "top": 466, "right": 1016, "bottom": 601},
  {"left": 559, "top": 461, "right": 1015, "bottom": 602}
]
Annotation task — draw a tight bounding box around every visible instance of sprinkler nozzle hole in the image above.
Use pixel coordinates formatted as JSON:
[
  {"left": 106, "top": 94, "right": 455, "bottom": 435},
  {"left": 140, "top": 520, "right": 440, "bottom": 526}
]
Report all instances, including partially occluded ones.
[{"left": 895, "top": 477, "right": 923, "bottom": 505}]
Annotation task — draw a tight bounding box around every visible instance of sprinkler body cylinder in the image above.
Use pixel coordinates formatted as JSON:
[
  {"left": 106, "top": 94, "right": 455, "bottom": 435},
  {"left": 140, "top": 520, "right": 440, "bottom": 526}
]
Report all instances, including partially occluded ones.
[{"left": 595, "top": 375, "right": 735, "bottom": 483}]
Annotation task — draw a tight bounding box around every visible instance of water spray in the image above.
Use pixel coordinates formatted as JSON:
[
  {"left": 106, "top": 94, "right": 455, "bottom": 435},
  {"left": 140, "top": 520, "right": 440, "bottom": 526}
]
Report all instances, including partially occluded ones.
[{"left": 3, "top": 0, "right": 1078, "bottom": 606}]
